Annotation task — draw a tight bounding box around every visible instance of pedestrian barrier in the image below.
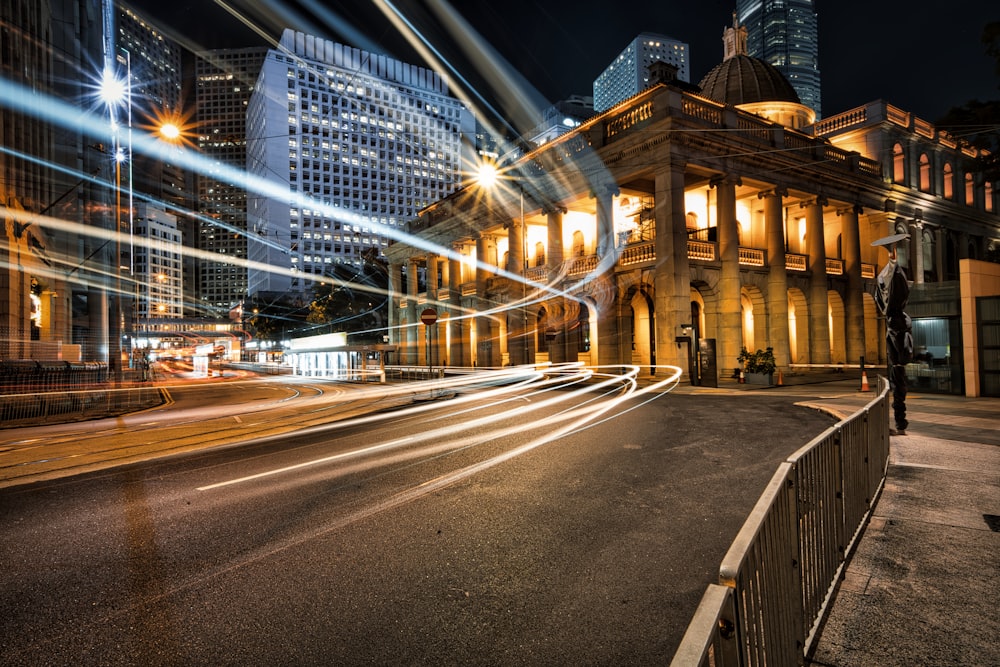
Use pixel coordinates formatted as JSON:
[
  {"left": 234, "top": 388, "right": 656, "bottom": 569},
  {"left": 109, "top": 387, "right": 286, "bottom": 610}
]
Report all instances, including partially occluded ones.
[
  {"left": 0, "top": 385, "right": 167, "bottom": 428},
  {"left": 671, "top": 376, "right": 890, "bottom": 666}
]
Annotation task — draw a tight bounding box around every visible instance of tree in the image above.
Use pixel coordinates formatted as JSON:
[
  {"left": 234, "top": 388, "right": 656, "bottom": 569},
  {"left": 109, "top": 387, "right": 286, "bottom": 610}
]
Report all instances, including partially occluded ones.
[{"left": 307, "top": 254, "right": 389, "bottom": 344}]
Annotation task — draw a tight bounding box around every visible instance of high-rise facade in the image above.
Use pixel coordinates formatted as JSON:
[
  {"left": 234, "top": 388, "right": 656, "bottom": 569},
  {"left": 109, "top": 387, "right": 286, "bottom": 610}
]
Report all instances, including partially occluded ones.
[
  {"left": 116, "top": 5, "right": 186, "bottom": 323},
  {"left": 736, "top": 0, "right": 821, "bottom": 118},
  {"left": 593, "top": 33, "right": 689, "bottom": 113},
  {"left": 246, "top": 30, "right": 474, "bottom": 297},
  {"left": 194, "top": 48, "right": 268, "bottom": 314}
]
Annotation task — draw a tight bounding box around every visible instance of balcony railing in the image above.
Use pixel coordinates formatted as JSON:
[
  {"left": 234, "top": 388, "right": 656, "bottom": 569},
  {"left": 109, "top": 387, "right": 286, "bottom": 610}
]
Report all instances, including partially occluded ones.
[
  {"left": 738, "top": 248, "right": 765, "bottom": 267},
  {"left": 786, "top": 254, "right": 808, "bottom": 271},
  {"left": 825, "top": 258, "right": 844, "bottom": 275}
]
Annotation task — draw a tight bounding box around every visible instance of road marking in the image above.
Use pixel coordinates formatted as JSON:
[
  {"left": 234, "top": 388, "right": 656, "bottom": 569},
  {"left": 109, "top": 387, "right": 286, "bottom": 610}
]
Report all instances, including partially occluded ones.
[{"left": 197, "top": 437, "right": 414, "bottom": 491}]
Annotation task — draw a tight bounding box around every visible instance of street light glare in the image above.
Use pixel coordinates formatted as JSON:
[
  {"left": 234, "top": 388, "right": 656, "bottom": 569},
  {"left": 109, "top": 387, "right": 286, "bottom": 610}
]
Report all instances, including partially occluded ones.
[
  {"left": 160, "top": 123, "right": 180, "bottom": 140},
  {"left": 477, "top": 161, "right": 498, "bottom": 189},
  {"left": 98, "top": 69, "right": 127, "bottom": 106}
]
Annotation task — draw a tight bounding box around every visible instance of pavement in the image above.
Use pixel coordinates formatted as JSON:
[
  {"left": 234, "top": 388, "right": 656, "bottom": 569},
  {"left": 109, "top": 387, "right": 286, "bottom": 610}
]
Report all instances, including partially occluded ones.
[
  {"left": 2, "top": 369, "right": 997, "bottom": 665},
  {"left": 674, "top": 372, "right": 1000, "bottom": 667}
]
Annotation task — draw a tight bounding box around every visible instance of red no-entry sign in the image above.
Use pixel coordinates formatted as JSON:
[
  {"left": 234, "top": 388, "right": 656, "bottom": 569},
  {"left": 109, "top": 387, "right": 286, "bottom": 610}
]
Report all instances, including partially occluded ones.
[{"left": 420, "top": 308, "right": 437, "bottom": 325}]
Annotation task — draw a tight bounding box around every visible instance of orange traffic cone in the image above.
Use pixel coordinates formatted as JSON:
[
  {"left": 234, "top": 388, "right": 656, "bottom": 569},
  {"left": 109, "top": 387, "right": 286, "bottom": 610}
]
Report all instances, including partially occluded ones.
[
  {"left": 860, "top": 370, "right": 870, "bottom": 392},
  {"left": 777, "top": 369, "right": 784, "bottom": 386}
]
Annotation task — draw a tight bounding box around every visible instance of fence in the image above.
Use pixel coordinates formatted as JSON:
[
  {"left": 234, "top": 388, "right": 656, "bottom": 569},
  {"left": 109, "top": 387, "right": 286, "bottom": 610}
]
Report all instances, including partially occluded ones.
[
  {"left": 671, "top": 376, "right": 890, "bottom": 666},
  {"left": 0, "top": 360, "right": 170, "bottom": 428}
]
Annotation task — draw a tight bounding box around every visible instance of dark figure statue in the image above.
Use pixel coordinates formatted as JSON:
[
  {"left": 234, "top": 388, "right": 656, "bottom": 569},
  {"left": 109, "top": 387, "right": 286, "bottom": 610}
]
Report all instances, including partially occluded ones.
[{"left": 873, "top": 234, "right": 913, "bottom": 435}]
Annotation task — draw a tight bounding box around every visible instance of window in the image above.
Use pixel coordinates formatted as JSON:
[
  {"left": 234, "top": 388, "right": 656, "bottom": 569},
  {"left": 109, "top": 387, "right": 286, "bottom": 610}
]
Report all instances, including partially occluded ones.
[
  {"left": 919, "top": 154, "right": 931, "bottom": 192},
  {"left": 892, "top": 143, "right": 905, "bottom": 184}
]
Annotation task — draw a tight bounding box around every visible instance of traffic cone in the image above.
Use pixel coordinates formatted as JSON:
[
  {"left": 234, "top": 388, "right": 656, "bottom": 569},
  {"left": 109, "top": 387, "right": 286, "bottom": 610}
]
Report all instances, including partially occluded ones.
[
  {"left": 777, "top": 369, "right": 784, "bottom": 386},
  {"left": 860, "top": 370, "right": 870, "bottom": 392},
  {"left": 739, "top": 369, "right": 745, "bottom": 384}
]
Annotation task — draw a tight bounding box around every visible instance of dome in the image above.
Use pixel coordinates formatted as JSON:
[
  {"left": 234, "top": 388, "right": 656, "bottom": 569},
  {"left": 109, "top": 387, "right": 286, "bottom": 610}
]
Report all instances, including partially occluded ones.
[{"left": 697, "top": 54, "right": 801, "bottom": 106}]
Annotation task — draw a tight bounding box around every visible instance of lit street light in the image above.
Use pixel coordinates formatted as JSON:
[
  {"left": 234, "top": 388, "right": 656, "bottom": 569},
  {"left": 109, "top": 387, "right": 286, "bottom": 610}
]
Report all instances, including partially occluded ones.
[{"left": 99, "top": 50, "right": 133, "bottom": 384}]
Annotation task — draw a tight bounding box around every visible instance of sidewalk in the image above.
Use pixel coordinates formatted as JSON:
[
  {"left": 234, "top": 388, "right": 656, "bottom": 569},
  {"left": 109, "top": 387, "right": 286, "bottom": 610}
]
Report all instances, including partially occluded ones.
[{"left": 801, "top": 391, "right": 1000, "bottom": 666}]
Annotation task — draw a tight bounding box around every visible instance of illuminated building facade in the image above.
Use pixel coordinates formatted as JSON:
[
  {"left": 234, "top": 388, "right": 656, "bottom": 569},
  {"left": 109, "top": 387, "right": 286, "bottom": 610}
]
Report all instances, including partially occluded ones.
[
  {"left": 593, "top": 33, "right": 690, "bottom": 113},
  {"left": 245, "top": 29, "right": 475, "bottom": 297},
  {"left": 194, "top": 47, "right": 268, "bottom": 315},
  {"left": 386, "top": 56, "right": 999, "bottom": 395}
]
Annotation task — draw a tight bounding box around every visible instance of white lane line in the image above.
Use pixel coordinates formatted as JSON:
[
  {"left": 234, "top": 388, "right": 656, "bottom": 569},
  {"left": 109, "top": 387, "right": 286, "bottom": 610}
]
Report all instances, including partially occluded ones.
[{"left": 197, "top": 437, "right": 414, "bottom": 491}]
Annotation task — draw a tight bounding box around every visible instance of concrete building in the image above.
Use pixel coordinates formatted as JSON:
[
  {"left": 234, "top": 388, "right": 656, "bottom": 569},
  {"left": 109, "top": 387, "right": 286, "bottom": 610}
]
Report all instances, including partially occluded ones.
[
  {"left": 0, "top": 0, "right": 110, "bottom": 365},
  {"left": 132, "top": 202, "right": 183, "bottom": 321},
  {"left": 194, "top": 47, "right": 268, "bottom": 315},
  {"left": 529, "top": 95, "right": 595, "bottom": 146},
  {"left": 737, "top": 0, "right": 821, "bottom": 118},
  {"left": 245, "top": 29, "right": 475, "bottom": 298},
  {"left": 593, "top": 33, "right": 689, "bottom": 113},
  {"left": 385, "top": 45, "right": 998, "bottom": 396}
]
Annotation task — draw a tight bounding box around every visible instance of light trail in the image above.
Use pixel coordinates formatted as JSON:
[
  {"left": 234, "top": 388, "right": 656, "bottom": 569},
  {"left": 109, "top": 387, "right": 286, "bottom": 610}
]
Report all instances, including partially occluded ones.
[{"left": 196, "top": 364, "right": 681, "bottom": 491}]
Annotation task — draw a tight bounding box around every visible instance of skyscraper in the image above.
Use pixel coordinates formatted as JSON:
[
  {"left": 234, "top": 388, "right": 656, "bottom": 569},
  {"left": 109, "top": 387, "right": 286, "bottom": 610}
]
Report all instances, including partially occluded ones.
[
  {"left": 593, "top": 33, "right": 689, "bottom": 113},
  {"left": 116, "top": 5, "right": 187, "bottom": 323},
  {"left": 736, "top": 0, "right": 821, "bottom": 118},
  {"left": 245, "top": 30, "right": 474, "bottom": 297},
  {"left": 194, "top": 47, "right": 268, "bottom": 315}
]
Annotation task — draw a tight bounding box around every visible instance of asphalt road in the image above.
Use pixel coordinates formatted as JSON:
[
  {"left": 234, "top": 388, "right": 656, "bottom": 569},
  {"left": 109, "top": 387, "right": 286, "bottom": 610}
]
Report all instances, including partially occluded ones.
[{"left": 0, "top": 379, "right": 837, "bottom": 665}]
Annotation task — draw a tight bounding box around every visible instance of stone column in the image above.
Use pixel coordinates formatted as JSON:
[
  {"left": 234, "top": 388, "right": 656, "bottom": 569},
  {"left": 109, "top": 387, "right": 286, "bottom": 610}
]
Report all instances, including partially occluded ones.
[
  {"left": 426, "top": 255, "right": 440, "bottom": 366},
  {"left": 911, "top": 220, "right": 924, "bottom": 284},
  {"left": 593, "top": 186, "right": 620, "bottom": 366},
  {"left": 805, "top": 198, "right": 831, "bottom": 364},
  {"left": 653, "top": 160, "right": 691, "bottom": 375},
  {"left": 934, "top": 227, "right": 946, "bottom": 282},
  {"left": 716, "top": 176, "right": 742, "bottom": 375},
  {"left": 762, "top": 189, "right": 791, "bottom": 370},
  {"left": 475, "top": 234, "right": 498, "bottom": 367},
  {"left": 546, "top": 208, "right": 567, "bottom": 364},
  {"left": 841, "top": 205, "right": 866, "bottom": 367},
  {"left": 387, "top": 262, "right": 402, "bottom": 348},
  {"left": 507, "top": 214, "right": 528, "bottom": 365},
  {"left": 448, "top": 245, "right": 469, "bottom": 367},
  {"left": 406, "top": 258, "right": 419, "bottom": 365}
]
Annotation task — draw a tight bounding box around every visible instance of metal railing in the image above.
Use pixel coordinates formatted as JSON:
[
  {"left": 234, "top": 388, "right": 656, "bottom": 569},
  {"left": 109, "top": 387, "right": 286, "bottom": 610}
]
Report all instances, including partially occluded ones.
[
  {"left": 671, "top": 376, "right": 890, "bottom": 666},
  {"left": 0, "top": 385, "right": 168, "bottom": 428}
]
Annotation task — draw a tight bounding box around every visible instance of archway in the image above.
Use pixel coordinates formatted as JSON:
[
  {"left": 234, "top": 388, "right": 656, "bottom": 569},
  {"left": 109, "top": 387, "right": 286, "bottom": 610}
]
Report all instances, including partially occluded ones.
[
  {"left": 827, "top": 290, "right": 846, "bottom": 364},
  {"left": 788, "top": 288, "right": 809, "bottom": 364},
  {"left": 628, "top": 288, "right": 655, "bottom": 370},
  {"left": 740, "top": 285, "right": 766, "bottom": 353},
  {"left": 863, "top": 293, "right": 883, "bottom": 365}
]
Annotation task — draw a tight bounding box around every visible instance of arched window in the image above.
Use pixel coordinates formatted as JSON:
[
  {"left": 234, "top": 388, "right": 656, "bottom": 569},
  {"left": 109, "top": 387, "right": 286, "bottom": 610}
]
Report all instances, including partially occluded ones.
[
  {"left": 892, "top": 143, "right": 905, "bottom": 184},
  {"left": 986, "top": 182, "right": 995, "bottom": 213},
  {"left": 943, "top": 163, "right": 954, "bottom": 199},
  {"left": 572, "top": 230, "right": 585, "bottom": 257},
  {"left": 965, "top": 173, "right": 975, "bottom": 206},
  {"left": 919, "top": 153, "right": 931, "bottom": 192},
  {"left": 922, "top": 228, "right": 935, "bottom": 281}
]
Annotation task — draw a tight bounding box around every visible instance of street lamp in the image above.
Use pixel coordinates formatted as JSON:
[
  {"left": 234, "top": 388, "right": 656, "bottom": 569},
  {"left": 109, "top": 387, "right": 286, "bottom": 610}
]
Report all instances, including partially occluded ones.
[{"left": 99, "top": 50, "right": 133, "bottom": 383}]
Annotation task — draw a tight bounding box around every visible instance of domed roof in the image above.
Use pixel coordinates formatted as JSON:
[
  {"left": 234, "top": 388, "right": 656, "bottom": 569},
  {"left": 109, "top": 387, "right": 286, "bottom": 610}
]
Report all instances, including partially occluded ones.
[{"left": 697, "top": 54, "right": 801, "bottom": 106}]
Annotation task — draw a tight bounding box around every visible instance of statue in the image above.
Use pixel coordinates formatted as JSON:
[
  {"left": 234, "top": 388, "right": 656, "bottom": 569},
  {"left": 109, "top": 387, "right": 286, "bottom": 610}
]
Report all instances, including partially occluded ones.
[{"left": 872, "top": 233, "right": 913, "bottom": 435}]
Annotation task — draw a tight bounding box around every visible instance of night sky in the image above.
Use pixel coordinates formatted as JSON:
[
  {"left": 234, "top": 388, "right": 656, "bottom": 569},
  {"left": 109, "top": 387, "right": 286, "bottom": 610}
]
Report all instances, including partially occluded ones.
[{"left": 133, "top": 0, "right": 997, "bottom": 125}]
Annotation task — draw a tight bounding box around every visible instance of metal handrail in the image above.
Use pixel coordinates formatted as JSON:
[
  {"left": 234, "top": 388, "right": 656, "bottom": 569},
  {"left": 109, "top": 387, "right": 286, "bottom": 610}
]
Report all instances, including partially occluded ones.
[{"left": 671, "top": 376, "right": 890, "bottom": 666}]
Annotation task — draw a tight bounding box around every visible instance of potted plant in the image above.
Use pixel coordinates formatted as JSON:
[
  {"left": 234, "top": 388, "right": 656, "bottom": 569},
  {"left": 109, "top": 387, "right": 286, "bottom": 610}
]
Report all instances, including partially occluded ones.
[{"left": 738, "top": 346, "right": 777, "bottom": 385}]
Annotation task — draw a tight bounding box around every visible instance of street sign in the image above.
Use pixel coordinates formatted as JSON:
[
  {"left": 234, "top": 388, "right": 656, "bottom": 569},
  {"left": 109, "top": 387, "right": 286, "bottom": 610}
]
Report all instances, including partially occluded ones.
[{"left": 420, "top": 308, "right": 437, "bottom": 325}]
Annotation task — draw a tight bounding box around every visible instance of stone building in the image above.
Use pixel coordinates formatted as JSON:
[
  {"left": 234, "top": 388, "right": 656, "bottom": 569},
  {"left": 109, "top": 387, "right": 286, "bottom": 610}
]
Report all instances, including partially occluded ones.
[{"left": 384, "top": 31, "right": 998, "bottom": 392}]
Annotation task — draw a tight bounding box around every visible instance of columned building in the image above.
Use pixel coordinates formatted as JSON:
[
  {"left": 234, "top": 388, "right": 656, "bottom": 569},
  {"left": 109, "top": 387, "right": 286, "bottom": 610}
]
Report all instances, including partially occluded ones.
[{"left": 385, "top": 61, "right": 998, "bottom": 393}]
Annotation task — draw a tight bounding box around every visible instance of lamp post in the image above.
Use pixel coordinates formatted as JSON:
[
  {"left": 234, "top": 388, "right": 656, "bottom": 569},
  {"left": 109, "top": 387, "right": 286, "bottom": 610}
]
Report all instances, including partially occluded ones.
[{"left": 100, "top": 49, "right": 132, "bottom": 383}]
